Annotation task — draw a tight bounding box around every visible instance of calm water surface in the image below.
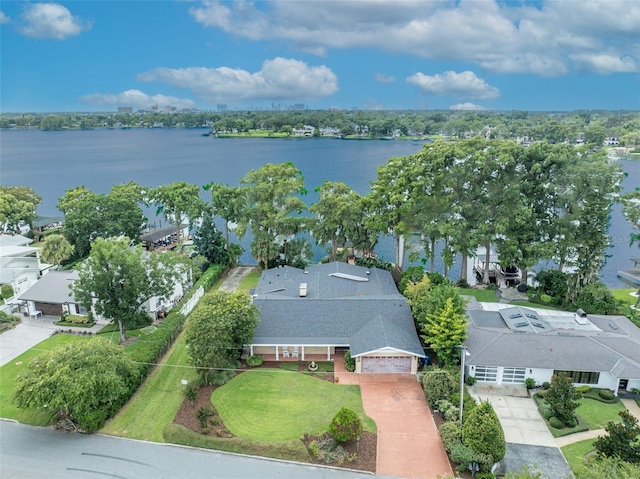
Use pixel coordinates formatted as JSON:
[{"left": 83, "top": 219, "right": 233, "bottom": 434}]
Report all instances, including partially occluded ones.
[{"left": 1, "top": 128, "right": 638, "bottom": 287}]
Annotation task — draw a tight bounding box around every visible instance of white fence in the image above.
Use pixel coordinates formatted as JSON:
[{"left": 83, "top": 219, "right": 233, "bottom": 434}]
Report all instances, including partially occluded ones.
[{"left": 180, "top": 286, "right": 204, "bottom": 316}]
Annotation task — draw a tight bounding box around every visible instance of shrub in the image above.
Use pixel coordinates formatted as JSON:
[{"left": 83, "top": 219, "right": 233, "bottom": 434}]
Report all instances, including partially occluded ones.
[
  {"left": 576, "top": 385, "right": 592, "bottom": 394},
  {"left": 1, "top": 284, "right": 14, "bottom": 299},
  {"left": 439, "top": 421, "right": 462, "bottom": 452},
  {"left": 444, "top": 406, "right": 460, "bottom": 423},
  {"left": 594, "top": 411, "right": 640, "bottom": 464},
  {"left": 476, "top": 473, "right": 496, "bottom": 479},
  {"left": 466, "top": 375, "right": 476, "bottom": 386},
  {"left": 542, "top": 382, "right": 550, "bottom": 390},
  {"left": 309, "top": 437, "right": 350, "bottom": 464},
  {"left": 549, "top": 416, "right": 564, "bottom": 429},
  {"left": 343, "top": 350, "right": 356, "bottom": 372},
  {"left": 183, "top": 382, "right": 199, "bottom": 405},
  {"left": 210, "top": 416, "right": 221, "bottom": 426},
  {"left": 196, "top": 406, "right": 214, "bottom": 429},
  {"left": 328, "top": 408, "right": 362, "bottom": 443},
  {"left": 398, "top": 266, "right": 426, "bottom": 294},
  {"left": 540, "top": 407, "right": 553, "bottom": 420},
  {"left": 575, "top": 281, "right": 619, "bottom": 315},
  {"left": 462, "top": 401, "right": 506, "bottom": 468},
  {"left": 449, "top": 443, "right": 492, "bottom": 473},
  {"left": 599, "top": 389, "right": 614, "bottom": 400},
  {"left": 203, "top": 368, "right": 236, "bottom": 387},
  {"left": 524, "top": 377, "right": 536, "bottom": 389},
  {"left": 546, "top": 373, "right": 581, "bottom": 426},
  {"left": 540, "top": 294, "right": 552, "bottom": 304},
  {"left": 65, "top": 314, "right": 90, "bottom": 324},
  {"left": 565, "top": 417, "right": 577, "bottom": 428},
  {"left": 534, "top": 269, "right": 568, "bottom": 300},
  {"left": 245, "top": 355, "right": 264, "bottom": 367},
  {"left": 422, "top": 369, "right": 457, "bottom": 406}
]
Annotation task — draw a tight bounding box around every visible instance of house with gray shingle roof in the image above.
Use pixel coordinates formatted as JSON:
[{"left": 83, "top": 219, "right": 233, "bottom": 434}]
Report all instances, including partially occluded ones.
[
  {"left": 249, "top": 262, "right": 425, "bottom": 373},
  {"left": 464, "top": 299, "right": 640, "bottom": 393},
  {"left": 18, "top": 270, "right": 84, "bottom": 317}
]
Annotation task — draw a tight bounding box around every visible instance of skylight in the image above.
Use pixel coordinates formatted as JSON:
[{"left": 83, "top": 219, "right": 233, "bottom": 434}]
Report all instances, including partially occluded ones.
[{"left": 329, "top": 273, "right": 369, "bottom": 282}]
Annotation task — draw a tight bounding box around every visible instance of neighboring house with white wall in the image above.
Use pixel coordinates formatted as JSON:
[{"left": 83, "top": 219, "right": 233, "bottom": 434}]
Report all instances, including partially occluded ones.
[{"left": 464, "top": 299, "right": 640, "bottom": 394}]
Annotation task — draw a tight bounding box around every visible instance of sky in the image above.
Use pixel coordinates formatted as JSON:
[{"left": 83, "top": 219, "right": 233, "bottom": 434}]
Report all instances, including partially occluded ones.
[{"left": 1, "top": 0, "right": 639, "bottom": 113}]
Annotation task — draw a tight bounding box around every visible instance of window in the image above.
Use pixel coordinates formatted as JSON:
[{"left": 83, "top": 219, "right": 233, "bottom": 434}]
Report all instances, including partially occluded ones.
[
  {"left": 474, "top": 366, "right": 498, "bottom": 382},
  {"left": 502, "top": 367, "right": 526, "bottom": 384},
  {"left": 554, "top": 370, "right": 600, "bottom": 384}
]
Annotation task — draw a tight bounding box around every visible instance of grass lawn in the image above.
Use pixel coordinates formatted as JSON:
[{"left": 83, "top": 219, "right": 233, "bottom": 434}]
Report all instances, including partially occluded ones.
[
  {"left": 101, "top": 334, "right": 197, "bottom": 442},
  {"left": 458, "top": 288, "right": 498, "bottom": 302},
  {"left": 212, "top": 370, "right": 376, "bottom": 441},
  {"left": 575, "top": 397, "right": 627, "bottom": 430},
  {"left": 612, "top": 288, "right": 638, "bottom": 307},
  {"left": 0, "top": 334, "right": 87, "bottom": 425},
  {"left": 561, "top": 439, "right": 596, "bottom": 473},
  {"left": 236, "top": 269, "right": 260, "bottom": 293},
  {"left": 510, "top": 301, "right": 563, "bottom": 310}
]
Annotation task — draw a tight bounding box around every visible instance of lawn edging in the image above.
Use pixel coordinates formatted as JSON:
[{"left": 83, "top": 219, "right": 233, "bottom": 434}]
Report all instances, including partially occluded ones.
[{"left": 163, "top": 423, "right": 311, "bottom": 463}]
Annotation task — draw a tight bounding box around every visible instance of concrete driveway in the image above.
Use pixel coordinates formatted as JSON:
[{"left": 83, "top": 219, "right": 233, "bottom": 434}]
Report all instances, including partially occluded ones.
[{"left": 218, "top": 266, "right": 255, "bottom": 293}]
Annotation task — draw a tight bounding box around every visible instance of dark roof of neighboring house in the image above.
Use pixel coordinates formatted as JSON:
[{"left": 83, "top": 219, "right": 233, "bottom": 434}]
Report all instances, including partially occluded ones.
[
  {"left": 18, "top": 270, "right": 79, "bottom": 304},
  {"left": 139, "top": 225, "right": 186, "bottom": 243},
  {"left": 465, "top": 303, "right": 640, "bottom": 379},
  {"left": 32, "top": 216, "right": 64, "bottom": 228},
  {"left": 252, "top": 262, "right": 424, "bottom": 357}
]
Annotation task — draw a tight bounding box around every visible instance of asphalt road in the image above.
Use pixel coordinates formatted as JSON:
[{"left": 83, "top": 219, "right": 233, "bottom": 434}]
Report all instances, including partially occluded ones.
[{"left": 0, "top": 421, "right": 377, "bottom": 479}]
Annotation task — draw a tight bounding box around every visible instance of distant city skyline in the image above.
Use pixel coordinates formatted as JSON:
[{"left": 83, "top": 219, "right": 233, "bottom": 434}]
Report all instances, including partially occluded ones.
[{"left": 1, "top": 1, "right": 639, "bottom": 113}]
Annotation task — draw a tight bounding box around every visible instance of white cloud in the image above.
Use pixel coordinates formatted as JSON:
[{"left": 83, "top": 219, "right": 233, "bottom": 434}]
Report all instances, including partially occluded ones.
[
  {"left": 18, "top": 3, "right": 91, "bottom": 40},
  {"left": 450, "top": 103, "right": 485, "bottom": 111},
  {"left": 0, "top": 11, "right": 10, "bottom": 24},
  {"left": 570, "top": 53, "right": 637, "bottom": 74},
  {"left": 79, "top": 90, "right": 196, "bottom": 110},
  {"left": 375, "top": 73, "right": 395, "bottom": 84},
  {"left": 407, "top": 71, "right": 500, "bottom": 101},
  {"left": 137, "top": 57, "right": 338, "bottom": 103},
  {"left": 188, "top": 0, "right": 640, "bottom": 76}
]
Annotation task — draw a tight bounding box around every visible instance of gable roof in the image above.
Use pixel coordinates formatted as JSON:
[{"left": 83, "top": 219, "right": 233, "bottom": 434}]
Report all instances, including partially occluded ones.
[
  {"left": 252, "top": 262, "right": 424, "bottom": 357},
  {"left": 0, "top": 235, "right": 33, "bottom": 247},
  {"left": 466, "top": 302, "right": 640, "bottom": 379},
  {"left": 18, "top": 270, "right": 79, "bottom": 304}
]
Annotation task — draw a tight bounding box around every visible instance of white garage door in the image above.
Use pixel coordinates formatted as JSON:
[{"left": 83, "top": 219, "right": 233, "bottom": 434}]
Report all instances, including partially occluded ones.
[
  {"left": 502, "top": 367, "right": 526, "bottom": 384},
  {"left": 474, "top": 366, "right": 498, "bottom": 383},
  {"left": 361, "top": 356, "right": 412, "bottom": 373}
]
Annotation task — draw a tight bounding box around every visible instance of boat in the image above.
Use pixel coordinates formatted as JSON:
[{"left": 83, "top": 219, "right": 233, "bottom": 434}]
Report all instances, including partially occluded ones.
[
  {"left": 617, "top": 258, "right": 640, "bottom": 287},
  {"left": 474, "top": 247, "right": 521, "bottom": 287}
]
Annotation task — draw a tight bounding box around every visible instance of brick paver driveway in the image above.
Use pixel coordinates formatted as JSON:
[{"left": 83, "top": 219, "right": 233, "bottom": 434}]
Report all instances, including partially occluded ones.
[{"left": 355, "top": 374, "right": 453, "bottom": 479}]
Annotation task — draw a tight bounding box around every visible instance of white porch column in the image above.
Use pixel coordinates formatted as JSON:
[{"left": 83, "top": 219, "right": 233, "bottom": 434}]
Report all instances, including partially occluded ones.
[
  {"left": 327, "top": 346, "right": 330, "bottom": 361},
  {"left": 250, "top": 345, "right": 254, "bottom": 355},
  {"left": 275, "top": 345, "right": 279, "bottom": 361},
  {"left": 301, "top": 346, "right": 305, "bottom": 361}
]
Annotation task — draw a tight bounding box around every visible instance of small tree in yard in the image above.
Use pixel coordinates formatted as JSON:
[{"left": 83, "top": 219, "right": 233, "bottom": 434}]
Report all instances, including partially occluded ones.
[
  {"left": 1, "top": 284, "right": 14, "bottom": 300},
  {"left": 422, "top": 369, "right": 457, "bottom": 406},
  {"left": 14, "top": 338, "right": 138, "bottom": 432},
  {"left": 329, "top": 407, "right": 362, "bottom": 443},
  {"left": 462, "top": 400, "right": 506, "bottom": 470},
  {"left": 594, "top": 410, "right": 640, "bottom": 464},
  {"left": 546, "top": 373, "right": 581, "bottom": 426}
]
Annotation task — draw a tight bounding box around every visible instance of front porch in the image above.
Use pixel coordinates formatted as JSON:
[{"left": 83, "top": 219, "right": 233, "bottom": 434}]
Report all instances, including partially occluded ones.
[{"left": 248, "top": 344, "right": 340, "bottom": 361}]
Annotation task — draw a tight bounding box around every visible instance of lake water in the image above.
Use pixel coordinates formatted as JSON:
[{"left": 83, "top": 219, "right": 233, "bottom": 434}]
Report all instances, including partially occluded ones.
[{"left": 1, "top": 128, "right": 638, "bottom": 287}]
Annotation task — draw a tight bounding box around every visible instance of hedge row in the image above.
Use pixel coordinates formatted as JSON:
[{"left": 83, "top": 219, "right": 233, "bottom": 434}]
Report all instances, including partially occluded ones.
[{"left": 163, "top": 424, "right": 310, "bottom": 463}]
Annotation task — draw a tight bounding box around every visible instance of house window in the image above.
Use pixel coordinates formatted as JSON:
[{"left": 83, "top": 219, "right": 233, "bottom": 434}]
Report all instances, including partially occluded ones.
[
  {"left": 502, "top": 367, "right": 526, "bottom": 384},
  {"left": 474, "top": 366, "right": 498, "bottom": 383},
  {"left": 553, "top": 370, "right": 600, "bottom": 384}
]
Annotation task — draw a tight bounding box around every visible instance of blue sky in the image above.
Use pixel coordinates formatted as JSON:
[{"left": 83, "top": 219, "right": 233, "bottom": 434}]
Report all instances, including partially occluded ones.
[{"left": 1, "top": 0, "right": 639, "bottom": 113}]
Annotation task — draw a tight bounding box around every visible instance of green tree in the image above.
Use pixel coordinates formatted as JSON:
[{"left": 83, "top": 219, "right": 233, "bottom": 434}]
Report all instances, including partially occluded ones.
[
  {"left": 584, "top": 124, "right": 607, "bottom": 146},
  {"left": 193, "top": 212, "right": 229, "bottom": 265},
  {"left": 594, "top": 410, "right": 640, "bottom": 464},
  {"left": 40, "top": 233, "right": 74, "bottom": 269},
  {"left": 151, "top": 181, "right": 206, "bottom": 243},
  {"left": 0, "top": 186, "right": 41, "bottom": 233},
  {"left": 1, "top": 284, "right": 14, "bottom": 300},
  {"left": 422, "top": 296, "right": 468, "bottom": 366},
  {"left": 328, "top": 407, "right": 362, "bottom": 443},
  {"left": 203, "top": 183, "right": 246, "bottom": 250},
  {"left": 73, "top": 237, "right": 189, "bottom": 343},
  {"left": 546, "top": 373, "right": 581, "bottom": 426},
  {"left": 462, "top": 400, "right": 506, "bottom": 469},
  {"left": 422, "top": 369, "right": 457, "bottom": 406},
  {"left": 398, "top": 266, "right": 426, "bottom": 294},
  {"left": 238, "top": 162, "right": 307, "bottom": 269},
  {"left": 574, "top": 281, "right": 618, "bottom": 314},
  {"left": 309, "top": 181, "right": 362, "bottom": 262},
  {"left": 574, "top": 456, "right": 640, "bottom": 479},
  {"left": 14, "top": 337, "right": 139, "bottom": 431},
  {"left": 620, "top": 188, "right": 640, "bottom": 246},
  {"left": 185, "top": 291, "right": 259, "bottom": 374}
]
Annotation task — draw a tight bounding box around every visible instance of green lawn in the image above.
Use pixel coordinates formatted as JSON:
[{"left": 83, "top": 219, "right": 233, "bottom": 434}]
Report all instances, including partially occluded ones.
[
  {"left": 0, "top": 334, "right": 87, "bottom": 425},
  {"left": 458, "top": 288, "right": 498, "bottom": 302},
  {"left": 101, "top": 334, "right": 197, "bottom": 441},
  {"left": 575, "top": 397, "right": 627, "bottom": 430},
  {"left": 561, "top": 439, "right": 596, "bottom": 473},
  {"left": 212, "top": 370, "right": 376, "bottom": 441},
  {"left": 236, "top": 269, "right": 260, "bottom": 293},
  {"left": 613, "top": 288, "right": 638, "bottom": 307}
]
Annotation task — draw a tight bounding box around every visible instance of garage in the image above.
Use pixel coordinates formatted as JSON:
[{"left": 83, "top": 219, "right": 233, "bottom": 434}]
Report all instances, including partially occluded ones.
[{"left": 361, "top": 356, "right": 412, "bottom": 373}]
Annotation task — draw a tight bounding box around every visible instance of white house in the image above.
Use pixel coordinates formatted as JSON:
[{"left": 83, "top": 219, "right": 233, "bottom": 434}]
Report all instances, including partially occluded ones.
[{"left": 464, "top": 300, "right": 640, "bottom": 394}]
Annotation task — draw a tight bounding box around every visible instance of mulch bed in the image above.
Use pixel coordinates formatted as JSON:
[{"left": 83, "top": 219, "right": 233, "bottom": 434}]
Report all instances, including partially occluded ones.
[{"left": 172, "top": 366, "right": 375, "bottom": 473}]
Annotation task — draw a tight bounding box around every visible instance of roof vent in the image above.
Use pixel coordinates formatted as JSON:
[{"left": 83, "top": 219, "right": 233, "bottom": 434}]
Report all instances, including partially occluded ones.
[
  {"left": 574, "top": 313, "right": 588, "bottom": 326},
  {"left": 299, "top": 282, "right": 307, "bottom": 297},
  {"left": 576, "top": 308, "right": 587, "bottom": 317}
]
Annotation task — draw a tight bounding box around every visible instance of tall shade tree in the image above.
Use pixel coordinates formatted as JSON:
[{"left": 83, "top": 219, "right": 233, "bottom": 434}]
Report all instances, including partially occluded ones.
[
  {"left": 14, "top": 337, "right": 139, "bottom": 432},
  {"left": 203, "top": 182, "right": 247, "bottom": 250},
  {"left": 193, "top": 212, "right": 229, "bottom": 265},
  {"left": 620, "top": 188, "right": 640, "bottom": 246},
  {"left": 57, "top": 186, "right": 147, "bottom": 258},
  {"left": 151, "top": 181, "right": 206, "bottom": 243},
  {"left": 309, "top": 181, "right": 361, "bottom": 262},
  {"left": 40, "top": 234, "right": 74, "bottom": 269},
  {"left": 421, "top": 296, "right": 468, "bottom": 366},
  {"left": 0, "top": 186, "right": 41, "bottom": 233},
  {"left": 185, "top": 291, "right": 259, "bottom": 374},
  {"left": 72, "top": 237, "right": 189, "bottom": 343},
  {"left": 238, "top": 162, "right": 307, "bottom": 269}
]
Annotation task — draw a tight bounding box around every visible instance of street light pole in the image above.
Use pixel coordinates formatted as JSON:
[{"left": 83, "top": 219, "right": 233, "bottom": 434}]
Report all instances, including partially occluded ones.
[{"left": 459, "top": 345, "right": 467, "bottom": 426}]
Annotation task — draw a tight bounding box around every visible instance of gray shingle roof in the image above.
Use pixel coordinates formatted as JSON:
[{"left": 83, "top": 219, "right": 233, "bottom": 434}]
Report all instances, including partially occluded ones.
[
  {"left": 18, "top": 270, "right": 79, "bottom": 304},
  {"left": 252, "top": 262, "right": 424, "bottom": 357}
]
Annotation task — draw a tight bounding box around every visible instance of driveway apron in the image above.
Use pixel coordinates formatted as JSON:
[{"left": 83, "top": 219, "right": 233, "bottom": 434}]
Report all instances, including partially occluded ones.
[{"left": 357, "top": 374, "right": 453, "bottom": 479}]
